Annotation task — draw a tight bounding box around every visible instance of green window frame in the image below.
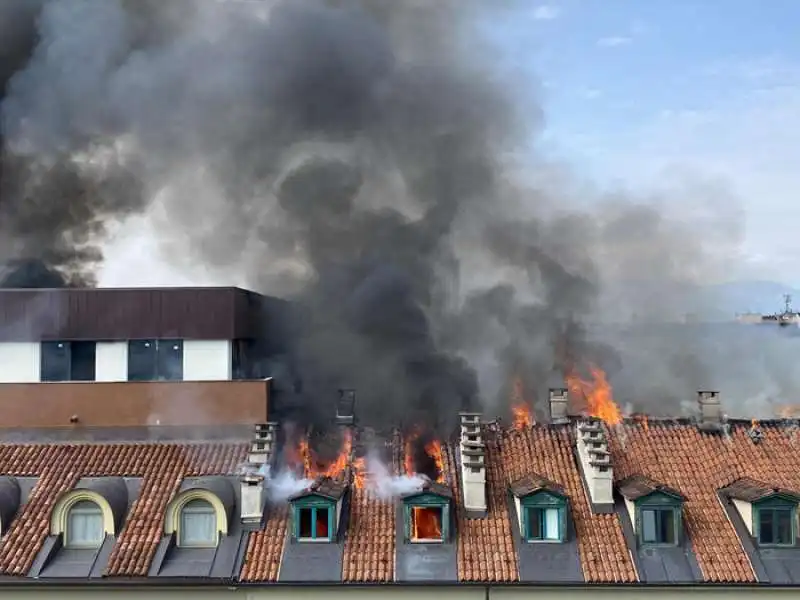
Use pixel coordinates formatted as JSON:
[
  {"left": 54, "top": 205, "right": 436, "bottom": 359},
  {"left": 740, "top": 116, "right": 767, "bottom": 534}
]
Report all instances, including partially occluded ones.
[
  {"left": 753, "top": 497, "right": 796, "bottom": 547},
  {"left": 520, "top": 492, "right": 567, "bottom": 543},
  {"left": 403, "top": 493, "right": 450, "bottom": 543},
  {"left": 635, "top": 492, "right": 682, "bottom": 547},
  {"left": 291, "top": 496, "right": 335, "bottom": 542}
]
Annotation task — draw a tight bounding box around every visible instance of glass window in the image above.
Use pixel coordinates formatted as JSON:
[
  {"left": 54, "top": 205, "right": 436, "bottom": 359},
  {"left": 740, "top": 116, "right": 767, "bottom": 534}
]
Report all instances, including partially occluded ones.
[
  {"left": 525, "top": 506, "right": 562, "bottom": 541},
  {"left": 758, "top": 508, "right": 794, "bottom": 545},
  {"left": 128, "top": 340, "right": 183, "bottom": 381},
  {"left": 640, "top": 508, "right": 676, "bottom": 544},
  {"left": 69, "top": 341, "right": 96, "bottom": 381},
  {"left": 297, "top": 505, "right": 332, "bottom": 541},
  {"left": 66, "top": 500, "right": 105, "bottom": 548},
  {"left": 178, "top": 499, "right": 218, "bottom": 547},
  {"left": 40, "top": 341, "right": 71, "bottom": 382}
]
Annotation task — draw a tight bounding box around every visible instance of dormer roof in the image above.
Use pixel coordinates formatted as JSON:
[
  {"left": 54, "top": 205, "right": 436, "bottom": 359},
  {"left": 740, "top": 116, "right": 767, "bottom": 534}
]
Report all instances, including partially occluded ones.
[{"left": 720, "top": 477, "right": 800, "bottom": 503}]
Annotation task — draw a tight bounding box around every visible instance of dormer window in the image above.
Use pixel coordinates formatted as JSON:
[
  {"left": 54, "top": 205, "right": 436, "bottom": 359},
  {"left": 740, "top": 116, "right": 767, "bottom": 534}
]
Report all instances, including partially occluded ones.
[
  {"left": 401, "top": 480, "right": 453, "bottom": 544},
  {"left": 178, "top": 499, "right": 218, "bottom": 548},
  {"left": 510, "top": 474, "right": 568, "bottom": 543},
  {"left": 755, "top": 499, "right": 795, "bottom": 546},
  {"left": 288, "top": 477, "right": 347, "bottom": 543},
  {"left": 65, "top": 500, "right": 105, "bottom": 549},
  {"left": 721, "top": 478, "right": 800, "bottom": 548},
  {"left": 618, "top": 475, "right": 685, "bottom": 547}
]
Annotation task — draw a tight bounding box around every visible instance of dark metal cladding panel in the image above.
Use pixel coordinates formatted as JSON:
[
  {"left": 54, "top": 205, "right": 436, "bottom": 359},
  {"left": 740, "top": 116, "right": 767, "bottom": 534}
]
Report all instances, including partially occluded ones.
[
  {"left": 0, "top": 288, "right": 250, "bottom": 340},
  {"left": 761, "top": 550, "right": 800, "bottom": 584}
]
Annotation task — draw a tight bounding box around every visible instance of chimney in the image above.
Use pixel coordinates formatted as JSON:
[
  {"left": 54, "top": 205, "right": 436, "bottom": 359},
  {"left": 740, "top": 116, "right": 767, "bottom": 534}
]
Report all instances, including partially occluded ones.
[
  {"left": 459, "top": 412, "right": 487, "bottom": 517},
  {"left": 549, "top": 388, "right": 569, "bottom": 424},
  {"left": 241, "top": 422, "right": 278, "bottom": 526},
  {"left": 575, "top": 418, "right": 614, "bottom": 512},
  {"left": 697, "top": 391, "right": 721, "bottom": 425}
]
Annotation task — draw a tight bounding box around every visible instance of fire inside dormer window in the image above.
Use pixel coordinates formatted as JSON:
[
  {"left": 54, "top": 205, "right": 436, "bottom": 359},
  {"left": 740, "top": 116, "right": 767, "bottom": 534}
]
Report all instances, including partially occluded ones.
[{"left": 403, "top": 492, "right": 450, "bottom": 544}]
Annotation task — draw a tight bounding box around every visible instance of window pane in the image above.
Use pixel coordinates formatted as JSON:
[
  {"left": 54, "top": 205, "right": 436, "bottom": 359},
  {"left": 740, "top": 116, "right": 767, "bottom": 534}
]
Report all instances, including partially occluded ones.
[
  {"left": 157, "top": 340, "right": 183, "bottom": 381},
  {"left": 316, "top": 507, "right": 330, "bottom": 539},
  {"left": 527, "top": 507, "right": 542, "bottom": 539},
  {"left": 641, "top": 509, "right": 657, "bottom": 543},
  {"left": 128, "top": 340, "right": 157, "bottom": 381},
  {"left": 775, "top": 509, "right": 793, "bottom": 544},
  {"left": 180, "top": 500, "right": 217, "bottom": 546},
  {"left": 66, "top": 500, "right": 104, "bottom": 548},
  {"left": 41, "top": 341, "right": 71, "bottom": 382},
  {"left": 70, "top": 341, "right": 96, "bottom": 381},
  {"left": 544, "top": 508, "right": 560, "bottom": 540},
  {"left": 759, "top": 509, "right": 775, "bottom": 544},
  {"left": 658, "top": 509, "right": 675, "bottom": 544},
  {"left": 298, "top": 507, "right": 313, "bottom": 538}
]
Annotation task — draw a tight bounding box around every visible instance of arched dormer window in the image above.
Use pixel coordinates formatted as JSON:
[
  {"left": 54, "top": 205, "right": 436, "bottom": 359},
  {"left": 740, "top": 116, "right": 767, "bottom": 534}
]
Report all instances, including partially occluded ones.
[
  {"left": 164, "top": 490, "right": 228, "bottom": 549},
  {"left": 51, "top": 491, "right": 116, "bottom": 549},
  {"left": 179, "top": 499, "right": 217, "bottom": 547}
]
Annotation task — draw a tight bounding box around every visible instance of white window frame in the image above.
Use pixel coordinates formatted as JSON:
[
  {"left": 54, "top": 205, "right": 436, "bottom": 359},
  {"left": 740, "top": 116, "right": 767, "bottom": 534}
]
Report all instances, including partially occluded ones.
[
  {"left": 65, "top": 500, "right": 105, "bottom": 549},
  {"left": 178, "top": 499, "right": 219, "bottom": 548}
]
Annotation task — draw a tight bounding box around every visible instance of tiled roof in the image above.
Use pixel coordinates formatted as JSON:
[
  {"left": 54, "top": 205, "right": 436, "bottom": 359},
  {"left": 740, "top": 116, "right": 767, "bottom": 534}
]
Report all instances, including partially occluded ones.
[
  {"left": 0, "top": 442, "right": 246, "bottom": 577},
  {"left": 720, "top": 476, "right": 800, "bottom": 503},
  {"left": 617, "top": 474, "right": 686, "bottom": 501},
  {"left": 4, "top": 419, "right": 800, "bottom": 584}
]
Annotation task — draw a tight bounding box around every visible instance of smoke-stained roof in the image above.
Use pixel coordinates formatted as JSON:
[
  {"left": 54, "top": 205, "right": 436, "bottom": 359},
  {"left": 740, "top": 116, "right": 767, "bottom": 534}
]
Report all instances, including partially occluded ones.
[{"left": 0, "top": 420, "right": 800, "bottom": 584}]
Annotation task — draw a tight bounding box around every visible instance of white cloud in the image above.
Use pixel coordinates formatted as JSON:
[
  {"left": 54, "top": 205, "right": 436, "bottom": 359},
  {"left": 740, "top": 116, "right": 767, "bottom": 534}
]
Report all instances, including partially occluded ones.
[
  {"left": 531, "top": 5, "right": 560, "bottom": 20},
  {"left": 597, "top": 36, "right": 632, "bottom": 48}
]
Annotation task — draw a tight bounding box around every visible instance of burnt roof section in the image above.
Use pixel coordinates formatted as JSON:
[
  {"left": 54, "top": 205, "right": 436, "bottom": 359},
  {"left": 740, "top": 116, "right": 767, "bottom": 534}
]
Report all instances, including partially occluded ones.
[
  {"left": 288, "top": 476, "right": 348, "bottom": 502},
  {"left": 720, "top": 477, "right": 800, "bottom": 503},
  {"left": 509, "top": 473, "right": 565, "bottom": 499},
  {"left": 401, "top": 477, "right": 453, "bottom": 501},
  {"left": 0, "top": 287, "right": 289, "bottom": 341},
  {"left": 617, "top": 474, "right": 686, "bottom": 501}
]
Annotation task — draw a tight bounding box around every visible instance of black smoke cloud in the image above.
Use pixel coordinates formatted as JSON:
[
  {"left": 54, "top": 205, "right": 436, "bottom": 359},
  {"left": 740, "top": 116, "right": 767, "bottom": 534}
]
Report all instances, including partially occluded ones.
[{"left": 0, "top": 0, "right": 790, "bottom": 426}]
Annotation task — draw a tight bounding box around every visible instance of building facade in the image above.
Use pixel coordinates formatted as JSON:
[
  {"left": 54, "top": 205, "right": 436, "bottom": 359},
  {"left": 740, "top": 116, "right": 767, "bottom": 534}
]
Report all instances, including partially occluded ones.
[{"left": 0, "top": 287, "right": 795, "bottom": 594}]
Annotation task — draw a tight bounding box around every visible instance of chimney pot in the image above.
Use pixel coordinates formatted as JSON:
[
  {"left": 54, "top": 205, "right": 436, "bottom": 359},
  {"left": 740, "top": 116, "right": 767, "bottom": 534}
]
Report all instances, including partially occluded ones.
[
  {"left": 459, "top": 412, "right": 487, "bottom": 516},
  {"left": 548, "top": 388, "right": 569, "bottom": 424},
  {"left": 697, "top": 391, "right": 722, "bottom": 425}
]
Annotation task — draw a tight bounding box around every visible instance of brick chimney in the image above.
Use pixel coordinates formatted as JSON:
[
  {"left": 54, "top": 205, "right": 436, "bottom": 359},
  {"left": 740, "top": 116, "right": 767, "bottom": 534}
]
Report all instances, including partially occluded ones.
[
  {"left": 697, "top": 390, "right": 726, "bottom": 434},
  {"left": 459, "top": 412, "right": 487, "bottom": 517},
  {"left": 575, "top": 418, "right": 614, "bottom": 512},
  {"left": 549, "top": 388, "right": 569, "bottom": 424},
  {"left": 241, "top": 422, "right": 278, "bottom": 525}
]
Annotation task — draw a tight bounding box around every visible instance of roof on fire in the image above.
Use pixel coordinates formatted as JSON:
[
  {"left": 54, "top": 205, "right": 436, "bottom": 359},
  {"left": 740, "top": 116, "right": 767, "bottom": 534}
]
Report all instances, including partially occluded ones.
[{"left": 2, "top": 418, "right": 800, "bottom": 585}]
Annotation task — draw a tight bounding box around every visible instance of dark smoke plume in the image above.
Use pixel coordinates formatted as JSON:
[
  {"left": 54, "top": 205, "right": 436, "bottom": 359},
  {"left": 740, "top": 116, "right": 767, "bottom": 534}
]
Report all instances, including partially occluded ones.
[{"left": 1, "top": 0, "right": 787, "bottom": 427}]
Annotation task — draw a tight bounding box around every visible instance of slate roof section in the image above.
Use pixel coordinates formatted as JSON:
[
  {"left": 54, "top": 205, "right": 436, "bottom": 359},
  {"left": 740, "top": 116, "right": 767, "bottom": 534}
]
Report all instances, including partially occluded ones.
[
  {"left": 617, "top": 474, "right": 686, "bottom": 501},
  {"left": 720, "top": 477, "right": 800, "bottom": 503}
]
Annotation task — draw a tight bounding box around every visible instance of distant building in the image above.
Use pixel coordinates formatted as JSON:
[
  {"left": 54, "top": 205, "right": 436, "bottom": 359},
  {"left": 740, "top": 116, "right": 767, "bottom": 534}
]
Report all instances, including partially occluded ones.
[{"left": 0, "top": 288, "right": 793, "bottom": 597}]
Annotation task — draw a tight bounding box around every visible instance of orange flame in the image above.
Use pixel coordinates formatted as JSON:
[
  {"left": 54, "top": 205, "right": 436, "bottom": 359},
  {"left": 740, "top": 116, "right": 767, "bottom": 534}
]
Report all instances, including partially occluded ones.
[
  {"left": 510, "top": 376, "right": 534, "bottom": 430},
  {"left": 751, "top": 418, "right": 759, "bottom": 428},
  {"left": 424, "top": 440, "right": 445, "bottom": 484},
  {"left": 566, "top": 364, "right": 621, "bottom": 425},
  {"left": 411, "top": 506, "right": 442, "bottom": 540},
  {"left": 298, "top": 429, "right": 353, "bottom": 479},
  {"left": 353, "top": 457, "right": 367, "bottom": 489}
]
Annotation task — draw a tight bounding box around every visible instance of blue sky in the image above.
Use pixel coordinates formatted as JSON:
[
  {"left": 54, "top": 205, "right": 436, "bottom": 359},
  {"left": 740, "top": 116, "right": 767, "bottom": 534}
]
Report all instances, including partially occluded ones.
[{"left": 492, "top": 0, "right": 800, "bottom": 285}]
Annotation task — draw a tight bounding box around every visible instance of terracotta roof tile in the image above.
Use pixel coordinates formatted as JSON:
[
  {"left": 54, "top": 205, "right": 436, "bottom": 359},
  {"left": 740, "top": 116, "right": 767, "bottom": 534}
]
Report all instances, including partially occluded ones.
[
  {"left": 240, "top": 505, "right": 288, "bottom": 582},
  {"left": 499, "top": 426, "right": 637, "bottom": 583},
  {"left": 608, "top": 421, "right": 757, "bottom": 583},
  {"left": 341, "top": 488, "right": 394, "bottom": 582},
  {"left": 449, "top": 437, "right": 518, "bottom": 582},
  {"left": 0, "top": 442, "right": 247, "bottom": 577}
]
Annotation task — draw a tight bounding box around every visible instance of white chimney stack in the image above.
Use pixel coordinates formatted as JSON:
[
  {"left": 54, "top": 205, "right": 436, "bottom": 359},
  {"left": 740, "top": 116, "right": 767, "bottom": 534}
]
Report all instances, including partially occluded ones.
[
  {"left": 240, "top": 473, "right": 265, "bottom": 525},
  {"left": 575, "top": 419, "right": 614, "bottom": 511},
  {"left": 698, "top": 391, "right": 722, "bottom": 426},
  {"left": 241, "top": 422, "right": 278, "bottom": 526},
  {"left": 459, "top": 412, "right": 487, "bottom": 516},
  {"left": 549, "top": 387, "right": 569, "bottom": 424}
]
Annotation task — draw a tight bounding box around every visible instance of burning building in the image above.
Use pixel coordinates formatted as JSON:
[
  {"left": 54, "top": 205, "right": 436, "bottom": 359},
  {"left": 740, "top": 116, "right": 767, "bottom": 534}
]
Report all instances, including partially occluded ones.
[{"left": 0, "top": 285, "right": 792, "bottom": 597}]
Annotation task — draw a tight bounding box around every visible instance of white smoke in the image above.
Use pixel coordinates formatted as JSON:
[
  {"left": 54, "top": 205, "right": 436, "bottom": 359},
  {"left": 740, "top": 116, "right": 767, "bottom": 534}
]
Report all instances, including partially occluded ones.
[
  {"left": 364, "top": 454, "right": 426, "bottom": 499},
  {"left": 264, "top": 468, "right": 313, "bottom": 503}
]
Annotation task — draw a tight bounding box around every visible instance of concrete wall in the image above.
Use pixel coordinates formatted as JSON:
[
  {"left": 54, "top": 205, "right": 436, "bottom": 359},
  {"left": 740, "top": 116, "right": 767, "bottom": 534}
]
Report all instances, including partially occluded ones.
[
  {"left": 0, "top": 342, "right": 39, "bottom": 383},
  {"left": 0, "top": 586, "right": 796, "bottom": 599},
  {"left": 183, "top": 341, "right": 232, "bottom": 381}
]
